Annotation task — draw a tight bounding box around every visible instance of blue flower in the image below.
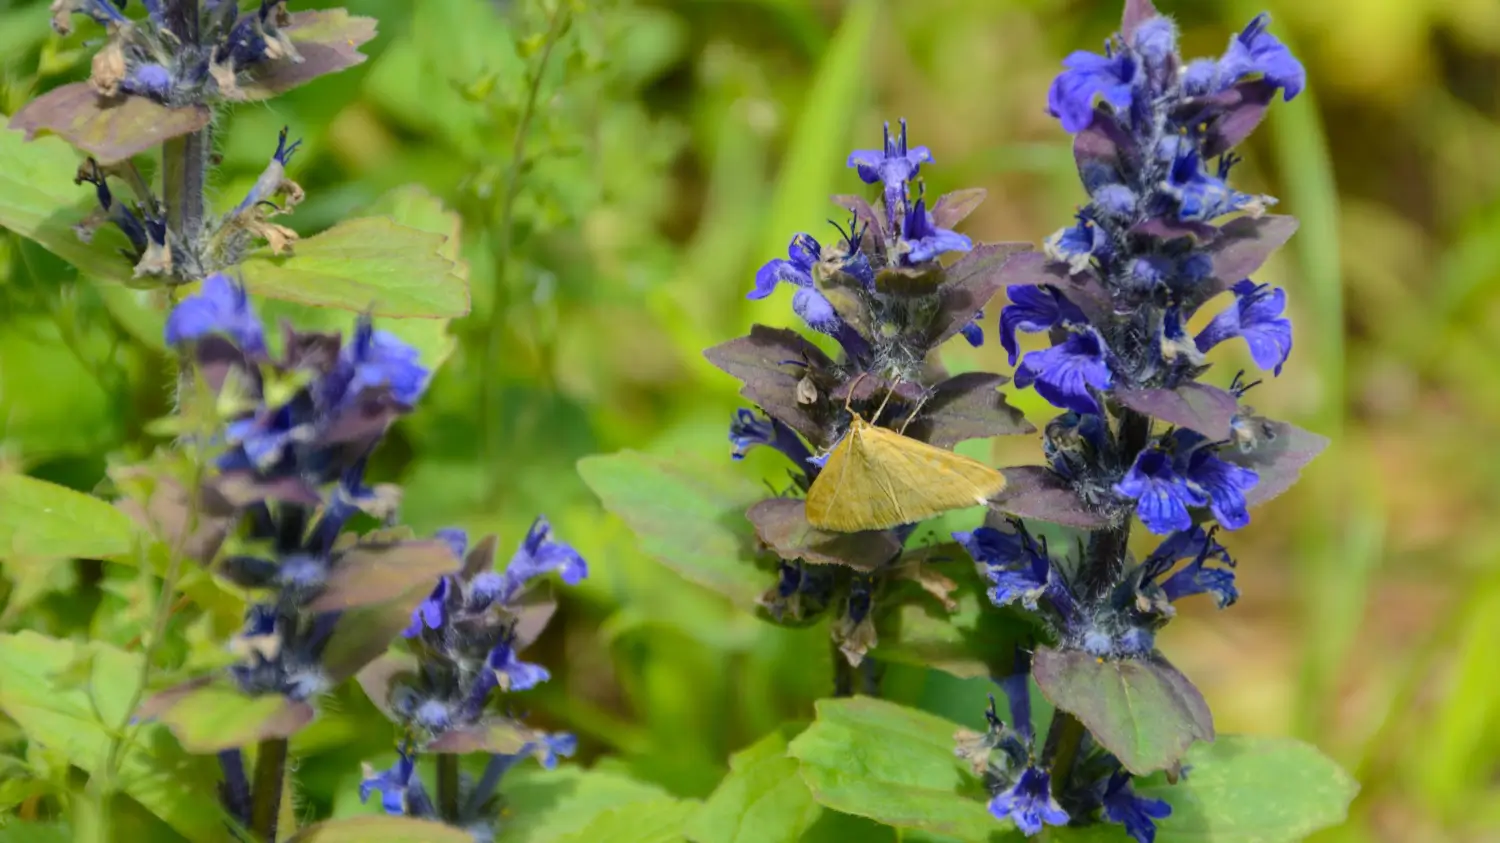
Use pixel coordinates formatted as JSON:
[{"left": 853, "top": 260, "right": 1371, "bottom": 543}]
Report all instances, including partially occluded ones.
[
  {"left": 121, "top": 63, "right": 172, "bottom": 99},
  {"left": 1048, "top": 47, "right": 1138, "bottom": 134},
  {"left": 989, "top": 767, "right": 1070, "bottom": 836},
  {"left": 236, "top": 127, "right": 302, "bottom": 214},
  {"left": 999, "top": 285, "right": 1086, "bottom": 366},
  {"left": 995, "top": 668, "right": 1035, "bottom": 743},
  {"left": 1140, "top": 525, "right": 1238, "bottom": 608},
  {"left": 729, "top": 409, "right": 813, "bottom": 470},
  {"left": 524, "top": 732, "right": 579, "bottom": 770},
  {"left": 496, "top": 516, "right": 588, "bottom": 602},
  {"left": 902, "top": 198, "right": 973, "bottom": 264},
  {"left": 434, "top": 528, "right": 469, "bottom": 563},
  {"left": 1102, "top": 770, "right": 1173, "bottom": 843},
  {"left": 847, "top": 119, "right": 933, "bottom": 228},
  {"left": 1130, "top": 16, "right": 1179, "bottom": 70},
  {"left": 1161, "top": 550, "right": 1239, "bottom": 608},
  {"left": 402, "top": 576, "right": 449, "bottom": 638},
  {"left": 1163, "top": 146, "right": 1266, "bottom": 222},
  {"left": 1218, "top": 14, "right": 1305, "bottom": 101},
  {"left": 331, "top": 319, "right": 431, "bottom": 408},
  {"left": 164, "top": 273, "right": 267, "bottom": 356},
  {"left": 359, "top": 748, "right": 432, "bottom": 817},
  {"left": 1114, "top": 445, "right": 1209, "bottom": 535},
  {"left": 1043, "top": 213, "right": 1111, "bottom": 274},
  {"left": 749, "top": 233, "right": 844, "bottom": 335},
  {"left": 1014, "top": 328, "right": 1114, "bottom": 415},
  {"left": 1195, "top": 281, "right": 1293, "bottom": 375},
  {"left": 1177, "top": 433, "right": 1259, "bottom": 530},
  {"left": 954, "top": 527, "right": 1051, "bottom": 611},
  {"left": 485, "top": 638, "right": 550, "bottom": 692},
  {"left": 960, "top": 312, "right": 985, "bottom": 348}
]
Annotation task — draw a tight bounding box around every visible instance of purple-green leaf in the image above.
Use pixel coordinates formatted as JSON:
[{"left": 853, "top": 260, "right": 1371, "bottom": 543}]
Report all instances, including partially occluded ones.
[
  {"left": 9, "top": 83, "right": 211, "bottom": 165},
  {"left": 1224, "top": 419, "right": 1330, "bottom": 507},
  {"left": 905, "top": 372, "right": 1034, "bottom": 447},
  {"left": 1184, "top": 215, "right": 1300, "bottom": 315},
  {"left": 1115, "top": 383, "right": 1240, "bottom": 440},
  {"left": 145, "top": 683, "right": 314, "bottom": 752},
  {"left": 989, "top": 466, "right": 1114, "bottom": 530},
  {"left": 929, "top": 242, "right": 1031, "bottom": 346},
  {"left": 1032, "top": 646, "right": 1214, "bottom": 776},
  {"left": 704, "top": 326, "right": 835, "bottom": 446},
  {"left": 425, "top": 717, "right": 534, "bottom": 754},
  {"left": 746, "top": 498, "right": 901, "bottom": 571},
  {"left": 237, "top": 10, "right": 379, "bottom": 101},
  {"left": 306, "top": 540, "right": 456, "bottom": 613},
  {"left": 930, "top": 188, "right": 987, "bottom": 230},
  {"left": 320, "top": 582, "right": 437, "bottom": 684}
]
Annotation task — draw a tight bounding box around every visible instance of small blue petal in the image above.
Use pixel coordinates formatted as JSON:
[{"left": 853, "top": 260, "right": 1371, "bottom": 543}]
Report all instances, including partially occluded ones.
[{"left": 988, "top": 767, "right": 1069, "bottom": 835}]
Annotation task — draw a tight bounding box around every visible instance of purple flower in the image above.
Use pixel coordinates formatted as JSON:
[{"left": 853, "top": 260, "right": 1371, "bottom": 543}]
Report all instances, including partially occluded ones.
[
  {"left": 1044, "top": 213, "right": 1111, "bottom": 274},
  {"left": 960, "top": 314, "right": 985, "bottom": 347},
  {"left": 121, "top": 63, "right": 172, "bottom": 99},
  {"left": 1014, "top": 328, "right": 1114, "bottom": 415},
  {"left": 1218, "top": 14, "right": 1305, "bottom": 101},
  {"left": 485, "top": 638, "right": 550, "bottom": 692},
  {"left": 1141, "top": 525, "right": 1238, "bottom": 608},
  {"left": 236, "top": 127, "right": 302, "bottom": 214},
  {"left": 1114, "top": 445, "right": 1209, "bottom": 535},
  {"left": 901, "top": 198, "right": 972, "bottom": 264},
  {"left": 954, "top": 527, "right": 1051, "bottom": 611},
  {"left": 1161, "top": 550, "right": 1239, "bottom": 608},
  {"left": 496, "top": 516, "right": 588, "bottom": 602},
  {"left": 434, "top": 528, "right": 468, "bottom": 562},
  {"left": 847, "top": 119, "right": 933, "bottom": 229},
  {"left": 164, "top": 274, "right": 267, "bottom": 356},
  {"left": 996, "top": 668, "right": 1035, "bottom": 743},
  {"left": 359, "top": 748, "right": 432, "bottom": 817},
  {"left": 402, "top": 576, "right": 449, "bottom": 638},
  {"left": 1048, "top": 48, "right": 1138, "bottom": 134},
  {"left": 1102, "top": 770, "right": 1173, "bottom": 843},
  {"left": 989, "top": 767, "right": 1069, "bottom": 835},
  {"left": 1163, "top": 146, "right": 1265, "bottom": 222},
  {"left": 1178, "top": 434, "right": 1259, "bottom": 530},
  {"left": 749, "top": 233, "right": 844, "bottom": 335},
  {"left": 999, "top": 285, "right": 1086, "bottom": 366},
  {"left": 729, "top": 409, "right": 814, "bottom": 470},
  {"left": 524, "top": 732, "right": 579, "bottom": 770},
  {"left": 1195, "top": 281, "right": 1293, "bottom": 375},
  {"left": 333, "top": 320, "right": 430, "bottom": 408}
]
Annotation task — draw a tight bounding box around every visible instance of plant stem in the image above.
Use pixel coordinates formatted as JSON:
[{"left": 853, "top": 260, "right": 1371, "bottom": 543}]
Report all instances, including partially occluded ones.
[
  {"left": 1044, "top": 404, "right": 1152, "bottom": 793},
  {"left": 479, "top": 2, "right": 570, "bottom": 506},
  {"left": 249, "top": 738, "right": 288, "bottom": 842},
  {"left": 219, "top": 749, "right": 251, "bottom": 826},
  {"left": 1042, "top": 710, "right": 1086, "bottom": 797},
  {"left": 437, "top": 753, "right": 460, "bottom": 823},
  {"left": 161, "top": 0, "right": 209, "bottom": 281},
  {"left": 466, "top": 753, "right": 518, "bottom": 817}
]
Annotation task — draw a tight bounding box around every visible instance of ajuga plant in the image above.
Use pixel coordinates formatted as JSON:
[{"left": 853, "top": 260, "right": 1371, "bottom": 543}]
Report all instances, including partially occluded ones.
[
  {"left": 0, "top": 1, "right": 593, "bottom": 841},
  {"left": 584, "top": 1, "right": 1356, "bottom": 841}
]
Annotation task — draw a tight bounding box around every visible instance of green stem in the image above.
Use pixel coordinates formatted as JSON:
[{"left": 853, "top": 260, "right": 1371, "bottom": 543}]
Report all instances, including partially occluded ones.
[
  {"left": 1042, "top": 711, "right": 1086, "bottom": 798},
  {"left": 479, "top": 3, "right": 570, "bottom": 505},
  {"left": 832, "top": 638, "right": 854, "bottom": 698},
  {"left": 249, "top": 737, "right": 288, "bottom": 842},
  {"left": 437, "top": 753, "right": 460, "bottom": 823}
]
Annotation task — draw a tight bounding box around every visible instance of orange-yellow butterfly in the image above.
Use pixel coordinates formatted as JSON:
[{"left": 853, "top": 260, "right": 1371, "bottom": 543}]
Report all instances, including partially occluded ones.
[{"left": 804, "top": 384, "right": 1006, "bottom": 532}]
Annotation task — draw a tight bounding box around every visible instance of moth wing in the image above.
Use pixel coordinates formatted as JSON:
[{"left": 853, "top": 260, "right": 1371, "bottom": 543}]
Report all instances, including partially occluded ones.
[
  {"left": 805, "top": 427, "right": 857, "bottom": 529},
  {"left": 862, "top": 426, "right": 1007, "bottom": 526}
]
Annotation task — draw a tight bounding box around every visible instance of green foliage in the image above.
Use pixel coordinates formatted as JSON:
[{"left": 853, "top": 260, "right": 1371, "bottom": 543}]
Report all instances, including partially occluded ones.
[
  {"left": 688, "top": 727, "right": 823, "bottom": 843},
  {"left": 0, "top": 473, "right": 135, "bottom": 559},
  {"left": 285, "top": 816, "right": 472, "bottom": 842},
  {"left": 578, "top": 450, "right": 770, "bottom": 607},
  {"left": 786, "top": 697, "right": 1007, "bottom": 841}
]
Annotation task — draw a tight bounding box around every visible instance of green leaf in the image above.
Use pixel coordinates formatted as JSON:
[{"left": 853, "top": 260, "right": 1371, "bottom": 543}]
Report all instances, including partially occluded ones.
[
  {"left": 286, "top": 816, "right": 471, "bottom": 843},
  {"left": 551, "top": 798, "right": 698, "bottom": 843},
  {"left": 786, "top": 697, "right": 1017, "bottom": 842},
  {"left": 0, "top": 631, "right": 229, "bottom": 841},
  {"left": 257, "top": 185, "right": 463, "bottom": 368},
  {"left": 0, "top": 822, "right": 69, "bottom": 843},
  {"left": 0, "top": 125, "right": 134, "bottom": 282},
  {"left": 687, "top": 727, "right": 824, "bottom": 843},
  {"left": 149, "top": 684, "right": 314, "bottom": 753},
  {"left": 0, "top": 473, "right": 137, "bottom": 560},
  {"left": 1032, "top": 647, "right": 1214, "bottom": 776},
  {"left": 497, "top": 765, "right": 678, "bottom": 842},
  {"left": 578, "top": 450, "right": 769, "bottom": 607},
  {"left": 1067, "top": 736, "right": 1358, "bottom": 843},
  {"left": 239, "top": 216, "right": 469, "bottom": 318}
]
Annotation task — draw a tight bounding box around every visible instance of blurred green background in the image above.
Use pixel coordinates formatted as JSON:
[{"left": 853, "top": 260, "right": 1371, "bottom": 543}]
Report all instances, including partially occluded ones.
[{"left": 2, "top": 0, "right": 1498, "bottom": 840}]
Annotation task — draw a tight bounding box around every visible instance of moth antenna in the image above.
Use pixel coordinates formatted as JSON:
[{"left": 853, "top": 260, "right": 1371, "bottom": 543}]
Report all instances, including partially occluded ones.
[
  {"left": 871, "top": 380, "right": 897, "bottom": 427},
  {"left": 843, "top": 372, "right": 869, "bottom": 417},
  {"left": 897, "top": 388, "right": 933, "bottom": 435}
]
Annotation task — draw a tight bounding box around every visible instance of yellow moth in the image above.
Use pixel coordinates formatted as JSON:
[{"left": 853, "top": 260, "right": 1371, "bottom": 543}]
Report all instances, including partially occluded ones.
[{"left": 804, "top": 411, "right": 1007, "bottom": 532}]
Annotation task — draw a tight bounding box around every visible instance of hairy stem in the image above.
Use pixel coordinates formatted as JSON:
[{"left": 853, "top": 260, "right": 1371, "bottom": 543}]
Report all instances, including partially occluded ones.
[
  {"left": 466, "top": 753, "right": 517, "bottom": 817},
  {"left": 1042, "top": 710, "right": 1087, "bottom": 797},
  {"left": 437, "top": 753, "right": 460, "bottom": 823},
  {"left": 479, "top": 3, "right": 570, "bottom": 506},
  {"left": 161, "top": 0, "right": 208, "bottom": 280},
  {"left": 249, "top": 737, "right": 288, "bottom": 841},
  {"left": 219, "top": 749, "right": 251, "bottom": 826}
]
